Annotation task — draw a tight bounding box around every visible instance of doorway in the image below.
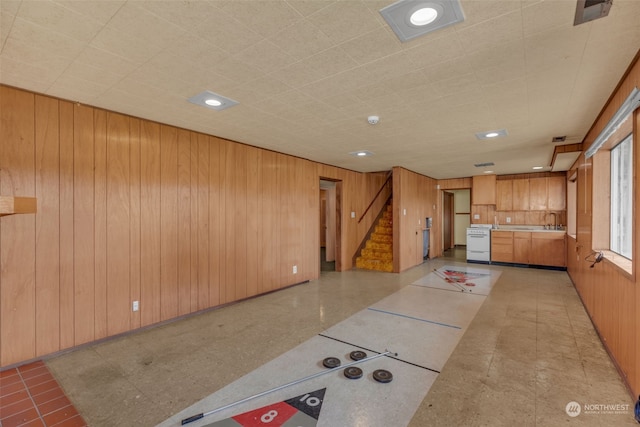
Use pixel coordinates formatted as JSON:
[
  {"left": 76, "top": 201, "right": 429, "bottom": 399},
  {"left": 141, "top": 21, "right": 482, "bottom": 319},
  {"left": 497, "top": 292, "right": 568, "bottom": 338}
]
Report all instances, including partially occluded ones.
[
  {"left": 442, "top": 189, "right": 470, "bottom": 256},
  {"left": 320, "top": 179, "right": 339, "bottom": 271}
]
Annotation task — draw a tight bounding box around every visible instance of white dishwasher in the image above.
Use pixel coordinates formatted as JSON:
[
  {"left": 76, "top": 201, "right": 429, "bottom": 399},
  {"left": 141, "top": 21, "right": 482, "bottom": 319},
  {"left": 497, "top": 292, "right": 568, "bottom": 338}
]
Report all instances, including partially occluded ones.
[{"left": 466, "top": 224, "right": 492, "bottom": 263}]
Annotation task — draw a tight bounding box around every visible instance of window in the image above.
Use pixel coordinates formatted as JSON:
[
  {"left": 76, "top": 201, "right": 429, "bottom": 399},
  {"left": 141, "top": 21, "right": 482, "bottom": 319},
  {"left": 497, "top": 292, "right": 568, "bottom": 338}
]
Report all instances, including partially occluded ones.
[
  {"left": 610, "top": 134, "right": 633, "bottom": 259},
  {"left": 585, "top": 87, "right": 639, "bottom": 273}
]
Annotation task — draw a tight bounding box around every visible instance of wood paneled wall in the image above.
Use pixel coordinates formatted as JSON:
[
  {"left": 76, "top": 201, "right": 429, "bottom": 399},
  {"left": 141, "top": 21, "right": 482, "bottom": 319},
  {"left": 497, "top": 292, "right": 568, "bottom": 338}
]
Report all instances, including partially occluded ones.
[
  {"left": 0, "top": 85, "right": 387, "bottom": 367},
  {"left": 392, "top": 167, "right": 439, "bottom": 272},
  {"left": 567, "top": 52, "right": 640, "bottom": 398}
]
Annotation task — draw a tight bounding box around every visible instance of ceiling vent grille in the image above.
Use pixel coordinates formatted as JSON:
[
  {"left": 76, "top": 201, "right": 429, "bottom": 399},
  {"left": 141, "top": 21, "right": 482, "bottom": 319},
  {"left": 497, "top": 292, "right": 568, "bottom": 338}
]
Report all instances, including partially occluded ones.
[
  {"left": 552, "top": 136, "right": 567, "bottom": 143},
  {"left": 574, "top": 0, "right": 612, "bottom": 26},
  {"left": 474, "top": 162, "right": 495, "bottom": 168}
]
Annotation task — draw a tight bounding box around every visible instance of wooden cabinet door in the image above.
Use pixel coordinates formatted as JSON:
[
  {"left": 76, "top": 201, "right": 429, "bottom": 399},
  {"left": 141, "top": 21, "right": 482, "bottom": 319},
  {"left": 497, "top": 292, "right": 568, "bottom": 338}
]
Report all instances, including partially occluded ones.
[
  {"left": 491, "top": 231, "right": 513, "bottom": 262},
  {"left": 548, "top": 176, "right": 566, "bottom": 210},
  {"left": 513, "top": 232, "right": 531, "bottom": 264},
  {"left": 529, "top": 177, "right": 548, "bottom": 210},
  {"left": 472, "top": 175, "right": 496, "bottom": 205},
  {"left": 530, "top": 233, "right": 566, "bottom": 267},
  {"left": 512, "top": 179, "right": 530, "bottom": 210},
  {"left": 496, "top": 180, "right": 512, "bottom": 211}
]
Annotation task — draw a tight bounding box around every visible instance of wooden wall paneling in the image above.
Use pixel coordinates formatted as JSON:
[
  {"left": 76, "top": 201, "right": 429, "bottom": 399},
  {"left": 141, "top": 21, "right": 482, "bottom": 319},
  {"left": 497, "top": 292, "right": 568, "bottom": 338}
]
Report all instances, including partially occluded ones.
[
  {"left": 392, "top": 167, "right": 402, "bottom": 272},
  {"left": 289, "top": 157, "right": 303, "bottom": 282},
  {"left": 34, "top": 95, "right": 61, "bottom": 357},
  {"left": 276, "top": 154, "right": 290, "bottom": 286},
  {"left": 58, "top": 100, "right": 75, "bottom": 349},
  {"left": 73, "top": 103, "right": 96, "bottom": 345},
  {"left": 159, "top": 125, "right": 178, "bottom": 322},
  {"left": 197, "top": 133, "right": 210, "bottom": 309},
  {"left": 305, "top": 160, "right": 320, "bottom": 281},
  {"left": 224, "top": 141, "right": 237, "bottom": 303},
  {"left": 234, "top": 144, "right": 248, "bottom": 300},
  {"left": 189, "top": 133, "right": 199, "bottom": 312},
  {"left": 208, "top": 136, "right": 221, "bottom": 308},
  {"left": 591, "top": 152, "right": 610, "bottom": 249},
  {"left": 140, "top": 120, "right": 161, "bottom": 327},
  {"left": 129, "top": 118, "right": 141, "bottom": 329},
  {"left": 216, "top": 140, "right": 228, "bottom": 302},
  {"left": 106, "top": 113, "right": 131, "bottom": 335},
  {"left": 192, "top": 134, "right": 211, "bottom": 310},
  {"left": 177, "top": 129, "right": 191, "bottom": 316},
  {"left": 0, "top": 86, "right": 36, "bottom": 365},
  {"left": 260, "top": 150, "right": 277, "bottom": 293},
  {"left": 93, "top": 109, "right": 107, "bottom": 340},
  {"left": 246, "top": 147, "right": 260, "bottom": 297}
]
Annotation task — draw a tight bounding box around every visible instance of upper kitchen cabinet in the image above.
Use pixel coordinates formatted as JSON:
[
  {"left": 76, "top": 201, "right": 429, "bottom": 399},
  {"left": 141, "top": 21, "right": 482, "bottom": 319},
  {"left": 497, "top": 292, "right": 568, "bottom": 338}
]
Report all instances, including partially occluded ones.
[
  {"left": 472, "top": 175, "right": 496, "bottom": 205},
  {"left": 496, "top": 180, "right": 513, "bottom": 210},
  {"left": 528, "top": 176, "right": 566, "bottom": 211},
  {"left": 529, "top": 177, "right": 548, "bottom": 210},
  {"left": 548, "top": 176, "right": 566, "bottom": 210},
  {"left": 512, "top": 179, "right": 530, "bottom": 210}
]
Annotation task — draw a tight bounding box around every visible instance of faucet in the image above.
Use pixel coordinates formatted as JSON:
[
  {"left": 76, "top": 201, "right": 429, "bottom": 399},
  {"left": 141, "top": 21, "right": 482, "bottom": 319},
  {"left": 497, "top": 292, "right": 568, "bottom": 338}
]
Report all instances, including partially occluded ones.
[{"left": 548, "top": 212, "right": 558, "bottom": 230}]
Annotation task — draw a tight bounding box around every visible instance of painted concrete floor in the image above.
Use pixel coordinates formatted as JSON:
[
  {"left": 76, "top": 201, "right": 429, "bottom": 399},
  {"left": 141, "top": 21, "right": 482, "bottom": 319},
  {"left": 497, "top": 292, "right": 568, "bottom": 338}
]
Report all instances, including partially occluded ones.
[{"left": 45, "top": 249, "right": 637, "bottom": 426}]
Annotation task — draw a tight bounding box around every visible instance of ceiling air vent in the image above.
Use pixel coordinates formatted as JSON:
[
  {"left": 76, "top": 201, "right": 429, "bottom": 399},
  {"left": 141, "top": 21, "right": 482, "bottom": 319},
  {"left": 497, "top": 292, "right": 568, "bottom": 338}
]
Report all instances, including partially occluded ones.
[
  {"left": 574, "top": 0, "right": 612, "bottom": 26},
  {"left": 474, "top": 162, "right": 495, "bottom": 168},
  {"left": 552, "top": 136, "right": 566, "bottom": 143}
]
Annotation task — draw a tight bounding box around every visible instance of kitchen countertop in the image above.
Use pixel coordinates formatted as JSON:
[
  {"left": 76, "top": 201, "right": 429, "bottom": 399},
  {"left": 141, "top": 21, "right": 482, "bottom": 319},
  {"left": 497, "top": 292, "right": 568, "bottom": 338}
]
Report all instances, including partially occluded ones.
[{"left": 491, "top": 225, "right": 566, "bottom": 233}]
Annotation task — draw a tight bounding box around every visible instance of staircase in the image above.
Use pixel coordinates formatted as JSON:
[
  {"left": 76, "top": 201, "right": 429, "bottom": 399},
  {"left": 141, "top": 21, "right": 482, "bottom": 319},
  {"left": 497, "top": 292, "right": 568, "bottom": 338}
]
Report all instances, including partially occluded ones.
[{"left": 355, "top": 201, "right": 393, "bottom": 272}]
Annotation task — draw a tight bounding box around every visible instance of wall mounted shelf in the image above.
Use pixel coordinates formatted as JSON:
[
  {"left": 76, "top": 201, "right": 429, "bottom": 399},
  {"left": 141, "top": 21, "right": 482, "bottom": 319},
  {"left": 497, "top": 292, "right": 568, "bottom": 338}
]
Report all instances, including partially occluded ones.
[{"left": 0, "top": 196, "right": 37, "bottom": 217}]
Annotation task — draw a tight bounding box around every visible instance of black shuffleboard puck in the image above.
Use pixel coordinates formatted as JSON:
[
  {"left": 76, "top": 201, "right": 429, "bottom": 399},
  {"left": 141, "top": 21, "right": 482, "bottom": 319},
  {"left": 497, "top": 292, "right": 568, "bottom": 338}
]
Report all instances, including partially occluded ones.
[
  {"left": 343, "top": 366, "right": 363, "bottom": 379},
  {"left": 349, "top": 350, "right": 367, "bottom": 361},
  {"left": 322, "top": 357, "right": 341, "bottom": 369},
  {"left": 373, "top": 369, "right": 393, "bottom": 383}
]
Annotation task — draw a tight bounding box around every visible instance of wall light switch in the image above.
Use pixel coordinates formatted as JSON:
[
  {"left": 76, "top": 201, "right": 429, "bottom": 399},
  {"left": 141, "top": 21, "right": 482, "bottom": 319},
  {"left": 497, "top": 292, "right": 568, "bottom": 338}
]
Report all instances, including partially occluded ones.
[
  {"left": 351, "top": 211, "right": 355, "bottom": 218},
  {"left": 506, "top": 217, "right": 511, "bottom": 223},
  {"left": 132, "top": 301, "right": 139, "bottom": 312},
  {"left": 473, "top": 214, "right": 480, "bottom": 219},
  {"left": 403, "top": 208, "right": 406, "bottom": 216},
  {"left": 292, "top": 265, "right": 297, "bottom": 274}
]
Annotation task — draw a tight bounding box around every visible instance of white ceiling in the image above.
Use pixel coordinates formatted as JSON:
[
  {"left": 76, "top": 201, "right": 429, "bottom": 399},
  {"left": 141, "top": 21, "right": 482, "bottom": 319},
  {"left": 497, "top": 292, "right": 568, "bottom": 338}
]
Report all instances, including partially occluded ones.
[{"left": 1, "top": 0, "right": 639, "bottom": 179}]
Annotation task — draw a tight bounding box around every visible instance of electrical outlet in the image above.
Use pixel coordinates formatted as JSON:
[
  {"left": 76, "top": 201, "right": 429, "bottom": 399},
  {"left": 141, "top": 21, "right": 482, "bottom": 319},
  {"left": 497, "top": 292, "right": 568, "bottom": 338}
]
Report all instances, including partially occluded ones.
[
  {"left": 474, "top": 214, "right": 480, "bottom": 219},
  {"left": 506, "top": 217, "right": 511, "bottom": 223},
  {"left": 132, "top": 301, "right": 139, "bottom": 312},
  {"left": 351, "top": 211, "right": 355, "bottom": 218},
  {"left": 293, "top": 265, "right": 297, "bottom": 274},
  {"left": 403, "top": 208, "right": 406, "bottom": 215}
]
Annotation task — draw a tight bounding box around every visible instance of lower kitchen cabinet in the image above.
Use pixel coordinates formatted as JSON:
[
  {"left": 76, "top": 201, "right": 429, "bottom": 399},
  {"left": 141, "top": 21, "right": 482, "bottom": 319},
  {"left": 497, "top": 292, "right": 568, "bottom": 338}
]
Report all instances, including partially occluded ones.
[
  {"left": 491, "top": 231, "right": 513, "bottom": 263},
  {"left": 490, "top": 230, "right": 566, "bottom": 268},
  {"left": 513, "top": 232, "right": 531, "bottom": 264},
  {"left": 530, "top": 233, "right": 566, "bottom": 267}
]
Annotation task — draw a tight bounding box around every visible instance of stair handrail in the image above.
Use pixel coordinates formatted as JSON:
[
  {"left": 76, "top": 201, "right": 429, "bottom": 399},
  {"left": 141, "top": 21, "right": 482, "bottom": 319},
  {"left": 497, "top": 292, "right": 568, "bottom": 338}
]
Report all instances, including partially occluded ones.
[{"left": 358, "top": 171, "right": 392, "bottom": 224}]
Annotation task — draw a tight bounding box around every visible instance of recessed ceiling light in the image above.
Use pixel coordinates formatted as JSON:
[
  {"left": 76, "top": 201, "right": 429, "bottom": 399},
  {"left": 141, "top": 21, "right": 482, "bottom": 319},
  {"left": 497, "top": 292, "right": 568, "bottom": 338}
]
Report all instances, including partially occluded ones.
[
  {"left": 475, "top": 129, "right": 508, "bottom": 140},
  {"left": 349, "top": 150, "right": 374, "bottom": 157},
  {"left": 380, "top": 0, "right": 464, "bottom": 42},
  {"left": 410, "top": 7, "right": 438, "bottom": 26},
  {"left": 188, "top": 90, "right": 239, "bottom": 111},
  {"left": 532, "top": 166, "right": 544, "bottom": 170},
  {"left": 483, "top": 170, "right": 494, "bottom": 174}
]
